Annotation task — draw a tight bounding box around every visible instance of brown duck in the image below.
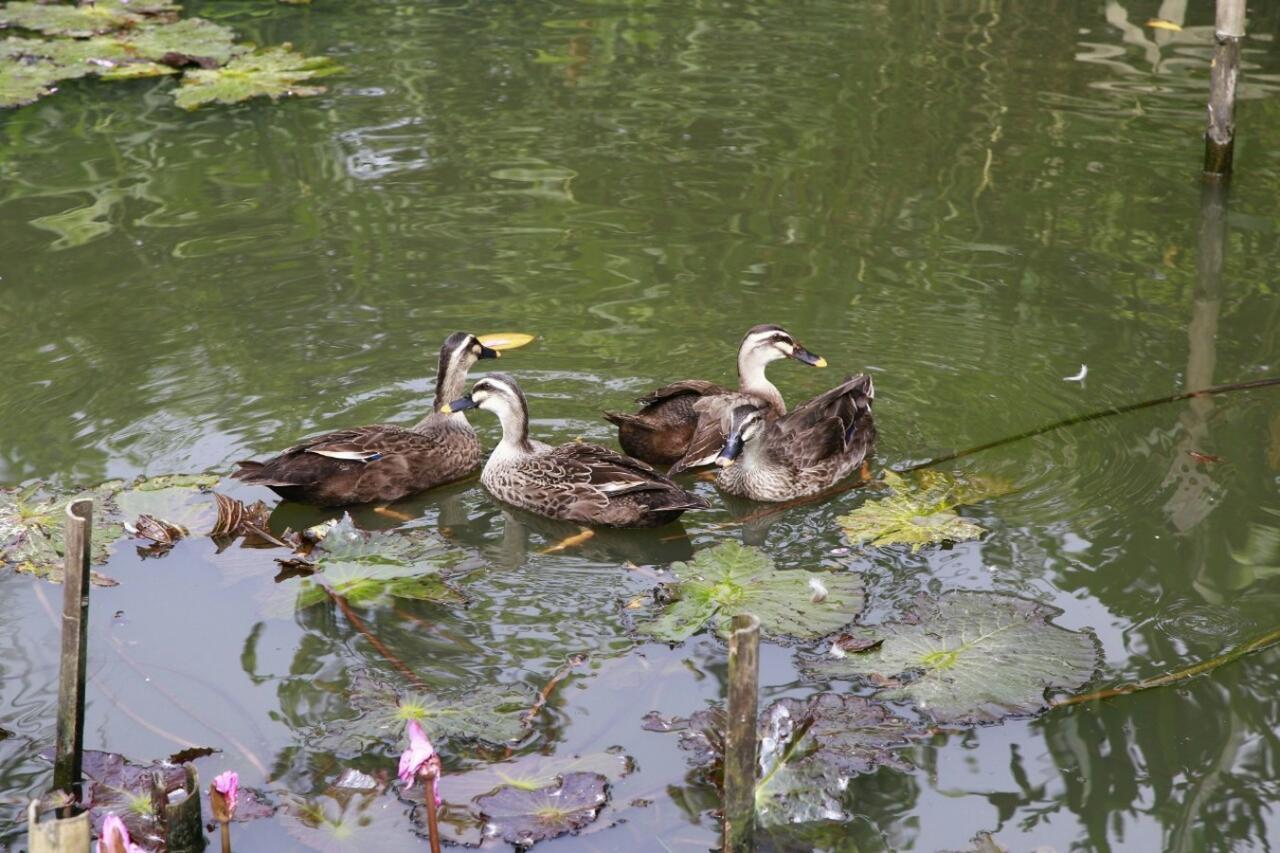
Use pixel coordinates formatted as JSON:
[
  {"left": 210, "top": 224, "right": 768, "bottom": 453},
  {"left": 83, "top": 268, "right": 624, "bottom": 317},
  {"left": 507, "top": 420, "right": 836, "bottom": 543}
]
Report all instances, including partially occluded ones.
[
  {"left": 714, "top": 374, "right": 876, "bottom": 502},
  {"left": 444, "top": 373, "right": 709, "bottom": 528},
  {"left": 603, "top": 324, "right": 828, "bottom": 473},
  {"left": 230, "top": 332, "right": 500, "bottom": 506}
]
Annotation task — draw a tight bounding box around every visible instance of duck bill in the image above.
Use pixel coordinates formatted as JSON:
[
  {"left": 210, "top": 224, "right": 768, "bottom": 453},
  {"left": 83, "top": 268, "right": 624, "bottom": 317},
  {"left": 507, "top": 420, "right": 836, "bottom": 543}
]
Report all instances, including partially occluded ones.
[
  {"left": 440, "top": 395, "right": 477, "bottom": 414},
  {"left": 715, "top": 434, "right": 745, "bottom": 468},
  {"left": 791, "top": 345, "right": 827, "bottom": 368},
  {"left": 478, "top": 345, "right": 500, "bottom": 360}
]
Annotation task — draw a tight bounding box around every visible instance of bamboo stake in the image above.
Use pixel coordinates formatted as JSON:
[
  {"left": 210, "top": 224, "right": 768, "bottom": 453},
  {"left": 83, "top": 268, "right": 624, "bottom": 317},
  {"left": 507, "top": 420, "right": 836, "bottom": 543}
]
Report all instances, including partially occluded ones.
[
  {"left": 723, "top": 613, "right": 760, "bottom": 853},
  {"left": 52, "top": 499, "right": 92, "bottom": 797},
  {"left": 1204, "top": 0, "right": 1246, "bottom": 175}
]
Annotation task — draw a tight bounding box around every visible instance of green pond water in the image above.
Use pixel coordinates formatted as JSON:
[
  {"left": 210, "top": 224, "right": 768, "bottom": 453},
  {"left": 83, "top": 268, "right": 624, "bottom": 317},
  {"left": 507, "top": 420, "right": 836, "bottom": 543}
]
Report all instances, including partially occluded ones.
[{"left": 5, "top": 0, "right": 1280, "bottom": 849}]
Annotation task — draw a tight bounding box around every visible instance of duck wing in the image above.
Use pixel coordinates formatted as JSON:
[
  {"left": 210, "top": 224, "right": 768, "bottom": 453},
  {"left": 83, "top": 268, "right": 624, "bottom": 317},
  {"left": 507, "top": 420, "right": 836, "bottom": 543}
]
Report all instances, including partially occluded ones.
[
  {"left": 770, "top": 375, "right": 876, "bottom": 469},
  {"left": 233, "top": 425, "right": 419, "bottom": 486},
  {"left": 549, "top": 443, "right": 694, "bottom": 498},
  {"left": 635, "top": 379, "right": 728, "bottom": 408}
]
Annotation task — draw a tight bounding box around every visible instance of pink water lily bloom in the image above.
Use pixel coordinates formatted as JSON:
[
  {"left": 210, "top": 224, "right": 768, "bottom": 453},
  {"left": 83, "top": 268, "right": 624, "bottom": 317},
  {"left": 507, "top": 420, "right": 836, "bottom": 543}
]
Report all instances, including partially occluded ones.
[
  {"left": 398, "top": 719, "right": 442, "bottom": 804},
  {"left": 213, "top": 770, "right": 239, "bottom": 817},
  {"left": 96, "top": 813, "right": 145, "bottom": 853}
]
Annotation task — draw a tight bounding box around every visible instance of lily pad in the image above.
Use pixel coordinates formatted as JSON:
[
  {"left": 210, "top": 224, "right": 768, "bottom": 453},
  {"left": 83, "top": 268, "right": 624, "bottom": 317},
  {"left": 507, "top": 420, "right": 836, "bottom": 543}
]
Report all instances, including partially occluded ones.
[
  {"left": 0, "top": 481, "right": 125, "bottom": 582},
  {"left": 119, "top": 17, "right": 242, "bottom": 68},
  {"left": 837, "top": 470, "right": 1012, "bottom": 554},
  {"left": 753, "top": 694, "right": 921, "bottom": 826},
  {"left": 805, "top": 592, "right": 1100, "bottom": 725},
  {"left": 81, "top": 749, "right": 191, "bottom": 847},
  {"left": 633, "top": 541, "right": 863, "bottom": 643},
  {"left": 285, "top": 517, "right": 466, "bottom": 611},
  {"left": 350, "top": 678, "right": 533, "bottom": 747},
  {"left": 0, "top": 0, "right": 176, "bottom": 38},
  {"left": 477, "top": 772, "right": 610, "bottom": 848},
  {"left": 443, "top": 752, "right": 631, "bottom": 803},
  {"left": 0, "top": 58, "right": 63, "bottom": 107},
  {"left": 173, "top": 44, "right": 340, "bottom": 110}
]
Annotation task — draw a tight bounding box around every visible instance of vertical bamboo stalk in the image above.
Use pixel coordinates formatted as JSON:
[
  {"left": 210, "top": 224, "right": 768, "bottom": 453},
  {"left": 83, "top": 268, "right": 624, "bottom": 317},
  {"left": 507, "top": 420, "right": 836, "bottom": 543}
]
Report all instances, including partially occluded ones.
[
  {"left": 52, "top": 499, "right": 92, "bottom": 795},
  {"left": 1204, "top": 0, "right": 1246, "bottom": 175},
  {"left": 723, "top": 613, "right": 760, "bottom": 853}
]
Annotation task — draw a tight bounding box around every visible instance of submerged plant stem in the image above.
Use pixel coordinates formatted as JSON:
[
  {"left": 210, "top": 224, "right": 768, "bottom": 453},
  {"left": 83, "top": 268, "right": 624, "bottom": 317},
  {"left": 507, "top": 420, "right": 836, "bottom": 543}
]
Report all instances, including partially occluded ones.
[
  {"left": 1055, "top": 624, "right": 1280, "bottom": 707},
  {"left": 324, "top": 585, "right": 428, "bottom": 690},
  {"left": 424, "top": 769, "right": 442, "bottom": 853},
  {"left": 523, "top": 654, "right": 587, "bottom": 727}
]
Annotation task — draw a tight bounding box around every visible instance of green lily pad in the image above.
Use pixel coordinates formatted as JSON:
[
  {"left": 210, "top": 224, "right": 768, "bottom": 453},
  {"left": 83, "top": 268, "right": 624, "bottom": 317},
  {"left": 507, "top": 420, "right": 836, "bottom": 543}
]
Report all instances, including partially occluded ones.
[
  {"left": 753, "top": 694, "right": 922, "bottom": 826},
  {"left": 350, "top": 679, "right": 532, "bottom": 747},
  {"left": 285, "top": 517, "right": 466, "bottom": 611},
  {"left": 443, "top": 752, "right": 631, "bottom": 803},
  {"left": 173, "top": 43, "right": 340, "bottom": 110},
  {"left": 476, "top": 772, "right": 610, "bottom": 848},
  {"left": 633, "top": 541, "right": 863, "bottom": 643},
  {"left": 836, "top": 470, "right": 1013, "bottom": 554},
  {"left": 805, "top": 591, "right": 1100, "bottom": 725},
  {"left": 119, "top": 17, "right": 242, "bottom": 67},
  {"left": 0, "top": 58, "right": 63, "bottom": 107},
  {"left": 0, "top": 481, "right": 125, "bottom": 582},
  {"left": 0, "top": 0, "right": 175, "bottom": 37}
]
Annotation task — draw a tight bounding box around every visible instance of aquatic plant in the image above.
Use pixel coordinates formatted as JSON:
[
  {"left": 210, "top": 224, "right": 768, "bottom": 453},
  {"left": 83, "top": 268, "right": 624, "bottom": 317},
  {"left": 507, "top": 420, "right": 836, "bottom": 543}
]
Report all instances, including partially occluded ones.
[
  {"left": 95, "top": 813, "right": 144, "bottom": 853},
  {"left": 836, "top": 470, "right": 1013, "bottom": 553},
  {"left": 804, "top": 591, "right": 1100, "bottom": 725},
  {"left": 633, "top": 540, "right": 863, "bottom": 643}
]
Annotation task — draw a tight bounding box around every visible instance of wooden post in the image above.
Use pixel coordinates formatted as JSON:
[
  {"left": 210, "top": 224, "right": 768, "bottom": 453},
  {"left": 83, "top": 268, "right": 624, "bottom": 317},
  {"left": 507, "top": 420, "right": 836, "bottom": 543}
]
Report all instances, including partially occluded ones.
[
  {"left": 1204, "top": 0, "right": 1246, "bottom": 175},
  {"left": 723, "top": 613, "right": 760, "bottom": 853},
  {"left": 52, "top": 499, "right": 92, "bottom": 796},
  {"left": 27, "top": 797, "right": 90, "bottom": 853},
  {"left": 156, "top": 765, "right": 205, "bottom": 853}
]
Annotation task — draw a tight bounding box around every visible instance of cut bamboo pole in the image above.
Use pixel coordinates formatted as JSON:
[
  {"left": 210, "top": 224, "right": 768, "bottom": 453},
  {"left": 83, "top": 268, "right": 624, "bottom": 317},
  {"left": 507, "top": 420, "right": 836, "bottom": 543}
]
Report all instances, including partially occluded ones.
[
  {"left": 723, "top": 613, "right": 760, "bottom": 853},
  {"left": 52, "top": 499, "right": 92, "bottom": 796},
  {"left": 1204, "top": 0, "right": 1246, "bottom": 175}
]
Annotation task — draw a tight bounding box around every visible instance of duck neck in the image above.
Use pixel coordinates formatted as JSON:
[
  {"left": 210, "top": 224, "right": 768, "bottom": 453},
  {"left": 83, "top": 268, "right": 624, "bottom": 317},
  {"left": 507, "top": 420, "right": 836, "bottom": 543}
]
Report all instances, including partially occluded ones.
[
  {"left": 423, "top": 346, "right": 473, "bottom": 429},
  {"left": 493, "top": 401, "right": 534, "bottom": 456},
  {"left": 737, "top": 348, "right": 785, "bottom": 415}
]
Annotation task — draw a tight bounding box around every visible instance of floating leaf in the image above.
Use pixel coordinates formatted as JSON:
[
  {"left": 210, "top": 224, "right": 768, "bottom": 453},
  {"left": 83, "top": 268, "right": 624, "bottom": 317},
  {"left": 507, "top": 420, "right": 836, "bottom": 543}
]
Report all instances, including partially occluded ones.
[
  {"left": 119, "top": 17, "right": 242, "bottom": 68},
  {"left": 805, "top": 592, "right": 1099, "bottom": 725},
  {"left": 443, "top": 752, "right": 631, "bottom": 803},
  {"left": 349, "top": 679, "right": 532, "bottom": 747},
  {"left": 173, "top": 44, "right": 340, "bottom": 110},
  {"left": 753, "top": 695, "right": 921, "bottom": 826},
  {"left": 81, "top": 749, "right": 190, "bottom": 846},
  {"left": 0, "top": 481, "right": 125, "bottom": 582},
  {"left": 477, "top": 772, "right": 609, "bottom": 848},
  {"left": 633, "top": 541, "right": 863, "bottom": 643},
  {"left": 836, "top": 470, "right": 1012, "bottom": 553},
  {"left": 0, "top": 0, "right": 176, "bottom": 37},
  {"left": 0, "top": 58, "right": 63, "bottom": 107}
]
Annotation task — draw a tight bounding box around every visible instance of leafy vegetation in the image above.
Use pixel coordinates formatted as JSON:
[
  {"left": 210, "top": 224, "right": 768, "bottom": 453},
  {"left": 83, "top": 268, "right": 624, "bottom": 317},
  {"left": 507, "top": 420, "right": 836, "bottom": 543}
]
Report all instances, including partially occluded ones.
[
  {"left": 837, "top": 470, "right": 1014, "bottom": 553},
  {"left": 475, "top": 771, "right": 610, "bottom": 847},
  {"left": 805, "top": 591, "right": 1100, "bottom": 725},
  {"left": 0, "top": 0, "right": 336, "bottom": 109},
  {"left": 349, "top": 679, "right": 533, "bottom": 747},
  {"left": 633, "top": 541, "right": 863, "bottom": 643}
]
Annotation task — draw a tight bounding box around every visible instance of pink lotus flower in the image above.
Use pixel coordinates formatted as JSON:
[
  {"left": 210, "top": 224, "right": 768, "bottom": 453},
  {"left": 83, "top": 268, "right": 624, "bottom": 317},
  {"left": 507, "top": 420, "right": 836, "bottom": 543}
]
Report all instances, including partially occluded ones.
[
  {"left": 398, "top": 719, "right": 442, "bottom": 805},
  {"left": 96, "top": 814, "right": 144, "bottom": 853},
  {"left": 211, "top": 770, "right": 239, "bottom": 819}
]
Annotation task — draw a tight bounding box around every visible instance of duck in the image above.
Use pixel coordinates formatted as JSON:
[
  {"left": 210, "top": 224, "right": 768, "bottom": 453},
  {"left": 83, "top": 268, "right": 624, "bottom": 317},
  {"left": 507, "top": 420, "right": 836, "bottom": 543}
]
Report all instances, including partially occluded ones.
[
  {"left": 443, "top": 373, "right": 709, "bottom": 528},
  {"left": 712, "top": 374, "right": 876, "bottom": 502},
  {"left": 603, "top": 324, "right": 828, "bottom": 472},
  {"left": 230, "top": 332, "right": 500, "bottom": 507}
]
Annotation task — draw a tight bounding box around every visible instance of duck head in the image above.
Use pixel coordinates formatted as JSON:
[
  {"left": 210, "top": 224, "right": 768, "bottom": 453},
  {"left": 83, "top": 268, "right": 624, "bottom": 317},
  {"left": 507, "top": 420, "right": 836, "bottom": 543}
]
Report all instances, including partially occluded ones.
[{"left": 716, "top": 404, "right": 768, "bottom": 467}]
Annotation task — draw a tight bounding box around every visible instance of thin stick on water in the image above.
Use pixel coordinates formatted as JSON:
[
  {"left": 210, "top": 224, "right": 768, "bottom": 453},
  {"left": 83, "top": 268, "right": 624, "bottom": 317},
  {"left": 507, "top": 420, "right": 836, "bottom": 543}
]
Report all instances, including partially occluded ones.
[
  {"left": 522, "top": 654, "right": 587, "bottom": 727},
  {"left": 723, "top": 613, "right": 760, "bottom": 853},
  {"left": 423, "top": 769, "right": 442, "bottom": 853},
  {"left": 53, "top": 499, "right": 92, "bottom": 801},
  {"left": 1055, "top": 624, "right": 1280, "bottom": 708}
]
